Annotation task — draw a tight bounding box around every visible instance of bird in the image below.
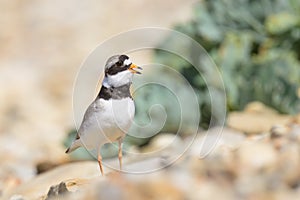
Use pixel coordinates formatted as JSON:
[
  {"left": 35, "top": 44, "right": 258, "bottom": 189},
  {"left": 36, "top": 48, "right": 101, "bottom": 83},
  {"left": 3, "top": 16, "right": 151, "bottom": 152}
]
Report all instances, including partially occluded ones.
[{"left": 65, "top": 54, "right": 142, "bottom": 175}]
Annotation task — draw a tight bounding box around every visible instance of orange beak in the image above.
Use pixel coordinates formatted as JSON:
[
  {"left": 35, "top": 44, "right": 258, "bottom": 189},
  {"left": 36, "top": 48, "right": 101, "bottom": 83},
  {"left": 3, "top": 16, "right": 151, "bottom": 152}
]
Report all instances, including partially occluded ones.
[{"left": 128, "top": 63, "right": 142, "bottom": 74}]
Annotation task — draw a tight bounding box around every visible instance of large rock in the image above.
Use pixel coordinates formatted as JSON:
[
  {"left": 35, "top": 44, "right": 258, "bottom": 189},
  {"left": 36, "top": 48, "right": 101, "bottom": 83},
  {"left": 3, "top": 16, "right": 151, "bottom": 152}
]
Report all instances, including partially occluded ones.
[
  {"left": 228, "top": 102, "right": 292, "bottom": 134},
  {"left": 1, "top": 161, "right": 100, "bottom": 200}
]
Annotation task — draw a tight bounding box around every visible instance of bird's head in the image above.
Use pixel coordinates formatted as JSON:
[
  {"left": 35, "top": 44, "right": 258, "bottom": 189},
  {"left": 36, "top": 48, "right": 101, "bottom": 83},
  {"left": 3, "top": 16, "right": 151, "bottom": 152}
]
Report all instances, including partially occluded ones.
[{"left": 103, "top": 55, "right": 142, "bottom": 88}]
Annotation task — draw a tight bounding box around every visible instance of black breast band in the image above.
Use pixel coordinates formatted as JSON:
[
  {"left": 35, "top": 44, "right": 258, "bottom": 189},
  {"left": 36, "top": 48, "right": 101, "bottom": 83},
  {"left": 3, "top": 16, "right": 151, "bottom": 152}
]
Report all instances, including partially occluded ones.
[{"left": 97, "top": 84, "right": 132, "bottom": 100}]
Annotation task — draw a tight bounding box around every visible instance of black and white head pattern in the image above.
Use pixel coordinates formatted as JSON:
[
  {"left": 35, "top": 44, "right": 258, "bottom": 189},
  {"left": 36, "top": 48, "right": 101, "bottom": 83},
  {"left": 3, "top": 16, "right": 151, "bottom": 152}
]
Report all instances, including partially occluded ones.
[{"left": 103, "top": 55, "right": 134, "bottom": 88}]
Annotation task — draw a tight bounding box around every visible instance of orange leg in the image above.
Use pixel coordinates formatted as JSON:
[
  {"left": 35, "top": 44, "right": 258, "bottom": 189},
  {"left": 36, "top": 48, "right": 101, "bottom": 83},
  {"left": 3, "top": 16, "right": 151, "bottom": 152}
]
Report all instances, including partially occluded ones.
[
  {"left": 118, "top": 139, "right": 123, "bottom": 171},
  {"left": 97, "top": 154, "right": 104, "bottom": 176}
]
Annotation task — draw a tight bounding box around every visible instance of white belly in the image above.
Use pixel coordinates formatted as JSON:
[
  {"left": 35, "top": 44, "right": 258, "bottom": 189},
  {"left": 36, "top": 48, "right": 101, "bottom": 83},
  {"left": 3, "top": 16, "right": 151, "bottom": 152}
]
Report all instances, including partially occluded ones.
[{"left": 79, "top": 97, "right": 135, "bottom": 150}]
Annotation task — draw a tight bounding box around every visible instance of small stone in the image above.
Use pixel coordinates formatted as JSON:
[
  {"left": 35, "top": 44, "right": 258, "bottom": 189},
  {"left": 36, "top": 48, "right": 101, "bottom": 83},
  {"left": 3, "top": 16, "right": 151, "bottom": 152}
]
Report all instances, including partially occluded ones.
[
  {"left": 45, "top": 182, "right": 69, "bottom": 200},
  {"left": 9, "top": 195, "right": 24, "bottom": 200},
  {"left": 270, "top": 124, "right": 290, "bottom": 139},
  {"left": 190, "top": 127, "right": 245, "bottom": 158},
  {"left": 140, "top": 133, "right": 183, "bottom": 154},
  {"left": 272, "top": 137, "right": 289, "bottom": 150},
  {"left": 277, "top": 143, "right": 300, "bottom": 187},
  {"left": 236, "top": 141, "right": 277, "bottom": 174},
  {"left": 289, "top": 125, "right": 300, "bottom": 143},
  {"left": 290, "top": 113, "right": 300, "bottom": 125},
  {"left": 36, "top": 162, "right": 60, "bottom": 174}
]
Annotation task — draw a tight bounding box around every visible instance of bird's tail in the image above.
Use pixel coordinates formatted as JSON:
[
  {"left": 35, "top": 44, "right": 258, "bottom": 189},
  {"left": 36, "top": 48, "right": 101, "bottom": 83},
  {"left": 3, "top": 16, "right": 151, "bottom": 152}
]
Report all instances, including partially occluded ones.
[{"left": 65, "top": 139, "right": 81, "bottom": 153}]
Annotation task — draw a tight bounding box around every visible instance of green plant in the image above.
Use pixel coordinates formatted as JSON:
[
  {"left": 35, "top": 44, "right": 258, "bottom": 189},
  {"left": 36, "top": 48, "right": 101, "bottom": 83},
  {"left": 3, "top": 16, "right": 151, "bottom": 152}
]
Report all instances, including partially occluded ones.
[{"left": 154, "top": 0, "right": 300, "bottom": 128}]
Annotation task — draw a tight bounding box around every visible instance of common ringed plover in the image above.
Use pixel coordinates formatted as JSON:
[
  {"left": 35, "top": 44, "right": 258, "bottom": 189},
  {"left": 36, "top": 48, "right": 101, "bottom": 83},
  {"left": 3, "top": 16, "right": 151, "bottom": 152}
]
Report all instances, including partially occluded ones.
[{"left": 66, "top": 54, "right": 142, "bottom": 175}]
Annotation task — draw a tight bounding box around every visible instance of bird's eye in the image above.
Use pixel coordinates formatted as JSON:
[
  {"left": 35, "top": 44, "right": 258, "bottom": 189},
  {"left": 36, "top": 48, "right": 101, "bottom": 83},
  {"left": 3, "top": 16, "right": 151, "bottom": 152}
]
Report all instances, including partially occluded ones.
[{"left": 116, "top": 61, "right": 122, "bottom": 66}]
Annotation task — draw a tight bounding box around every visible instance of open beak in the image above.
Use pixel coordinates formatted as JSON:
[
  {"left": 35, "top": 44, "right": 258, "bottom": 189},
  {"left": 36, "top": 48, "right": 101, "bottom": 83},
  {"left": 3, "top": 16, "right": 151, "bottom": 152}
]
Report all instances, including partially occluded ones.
[{"left": 128, "top": 63, "right": 142, "bottom": 74}]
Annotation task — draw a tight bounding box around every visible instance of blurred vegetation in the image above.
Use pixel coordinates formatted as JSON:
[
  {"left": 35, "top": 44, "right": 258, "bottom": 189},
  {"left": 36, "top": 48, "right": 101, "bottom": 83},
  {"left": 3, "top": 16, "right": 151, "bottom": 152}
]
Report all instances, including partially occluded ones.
[{"left": 154, "top": 0, "right": 300, "bottom": 127}]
